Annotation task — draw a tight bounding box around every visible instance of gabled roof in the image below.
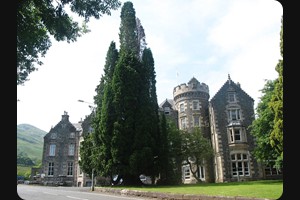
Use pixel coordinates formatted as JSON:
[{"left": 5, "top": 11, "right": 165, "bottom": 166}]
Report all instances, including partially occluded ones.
[
  {"left": 159, "top": 98, "right": 175, "bottom": 109},
  {"left": 210, "top": 74, "right": 254, "bottom": 102},
  {"left": 47, "top": 111, "right": 77, "bottom": 135}
]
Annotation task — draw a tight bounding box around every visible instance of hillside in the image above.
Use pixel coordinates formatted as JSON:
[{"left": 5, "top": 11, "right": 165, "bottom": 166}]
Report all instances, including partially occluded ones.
[{"left": 17, "top": 124, "right": 47, "bottom": 164}]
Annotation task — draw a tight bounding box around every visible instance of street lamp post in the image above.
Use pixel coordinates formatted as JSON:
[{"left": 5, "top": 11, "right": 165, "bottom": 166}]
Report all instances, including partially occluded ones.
[
  {"left": 78, "top": 99, "right": 96, "bottom": 191},
  {"left": 91, "top": 168, "right": 95, "bottom": 191}
]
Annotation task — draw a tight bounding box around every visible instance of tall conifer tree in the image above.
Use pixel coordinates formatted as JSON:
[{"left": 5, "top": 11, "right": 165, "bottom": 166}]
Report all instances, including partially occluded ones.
[
  {"left": 94, "top": 41, "right": 119, "bottom": 178},
  {"left": 108, "top": 1, "right": 160, "bottom": 185},
  {"left": 119, "top": 1, "right": 139, "bottom": 56}
]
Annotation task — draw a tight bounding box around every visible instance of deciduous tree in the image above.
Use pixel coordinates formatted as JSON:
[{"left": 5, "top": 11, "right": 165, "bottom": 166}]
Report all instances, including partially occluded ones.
[
  {"left": 269, "top": 16, "right": 283, "bottom": 169},
  {"left": 17, "top": 0, "right": 121, "bottom": 85}
]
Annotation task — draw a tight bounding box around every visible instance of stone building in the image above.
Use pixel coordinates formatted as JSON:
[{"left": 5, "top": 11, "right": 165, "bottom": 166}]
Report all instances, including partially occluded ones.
[
  {"left": 209, "top": 75, "right": 263, "bottom": 182},
  {"left": 159, "top": 75, "right": 264, "bottom": 183},
  {"left": 40, "top": 75, "right": 268, "bottom": 186},
  {"left": 41, "top": 111, "right": 91, "bottom": 186}
]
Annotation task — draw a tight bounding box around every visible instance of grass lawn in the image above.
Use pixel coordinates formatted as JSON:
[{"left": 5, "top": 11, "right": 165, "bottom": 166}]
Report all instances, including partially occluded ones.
[{"left": 110, "top": 180, "right": 283, "bottom": 200}]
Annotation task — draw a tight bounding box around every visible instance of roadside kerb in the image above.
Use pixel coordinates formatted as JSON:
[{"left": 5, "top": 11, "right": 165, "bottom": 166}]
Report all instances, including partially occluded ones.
[{"left": 94, "top": 187, "right": 271, "bottom": 200}]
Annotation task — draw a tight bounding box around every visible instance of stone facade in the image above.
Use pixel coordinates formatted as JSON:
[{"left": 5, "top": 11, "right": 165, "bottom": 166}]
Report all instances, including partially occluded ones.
[
  {"left": 209, "top": 75, "right": 263, "bottom": 182},
  {"left": 159, "top": 76, "right": 264, "bottom": 183},
  {"left": 40, "top": 75, "right": 265, "bottom": 186},
  {"left": 41, "top": 111, "right": 91, "bottom": 186}
]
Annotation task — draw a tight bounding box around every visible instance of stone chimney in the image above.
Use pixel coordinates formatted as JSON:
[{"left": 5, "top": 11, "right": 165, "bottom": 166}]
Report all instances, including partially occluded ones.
[{"left": 61, "top": 111, "right": 69, "bottom": 122}]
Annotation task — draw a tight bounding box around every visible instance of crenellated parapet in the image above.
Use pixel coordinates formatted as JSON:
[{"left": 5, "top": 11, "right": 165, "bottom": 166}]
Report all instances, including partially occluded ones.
[{"left": 173, "top": 77, "right": 209, "bottom": 101}]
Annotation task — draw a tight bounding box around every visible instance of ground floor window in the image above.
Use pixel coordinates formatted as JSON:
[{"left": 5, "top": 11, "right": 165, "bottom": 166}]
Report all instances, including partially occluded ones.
[
  {"left": 67, "top": 162, "right": 73, "bottom": 176},
  {"left": 48, "top": 162, "right": 54, "bottom": 176},
  {"left": 231, "top": 153, "right": 250, "bottom": 177},
  {"left": 196, "top": 165, "right": 205, "bottom": 180},
  {"left": 264, "top": 161, "right": 283, "bottom": 176},
  {"left": 183, "top": 165, "right": 190, "bottom": 180},
  {"left": 183, "top": 164, "right": 205, "bottom": 181}
]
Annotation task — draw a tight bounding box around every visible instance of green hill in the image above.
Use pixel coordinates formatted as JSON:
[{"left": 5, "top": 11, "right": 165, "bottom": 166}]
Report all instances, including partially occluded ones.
[{"left": 17, "top": 124, "right": 47, "bottom": 164}]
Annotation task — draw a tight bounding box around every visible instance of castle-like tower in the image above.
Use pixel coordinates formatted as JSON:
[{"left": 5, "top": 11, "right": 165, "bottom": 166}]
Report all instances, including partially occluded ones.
[{"left": 173, "top": 77, "right": 213, "bottom": 183}]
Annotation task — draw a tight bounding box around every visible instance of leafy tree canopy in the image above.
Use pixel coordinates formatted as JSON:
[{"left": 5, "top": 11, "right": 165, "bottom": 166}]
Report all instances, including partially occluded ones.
[
  {"left": 17, "top": 0, "right": 121, "bottom": 85},
  {"left": 181, "top": 128, "right": 214, "bottom": 182}
]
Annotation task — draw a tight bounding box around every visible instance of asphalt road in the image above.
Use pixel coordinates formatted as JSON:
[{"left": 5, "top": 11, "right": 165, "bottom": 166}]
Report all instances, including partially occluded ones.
[{"left": 17, "top": 184, "right": 153, "bottom": 200}]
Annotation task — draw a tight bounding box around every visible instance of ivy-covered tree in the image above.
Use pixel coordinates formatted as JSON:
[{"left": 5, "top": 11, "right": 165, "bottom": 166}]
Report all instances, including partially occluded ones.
[
  {"left": 17, "top": 0, "right": 121, "bottom": 85},
  {"left": 269, "top": 16, "right": 283, "bottom": 169}
]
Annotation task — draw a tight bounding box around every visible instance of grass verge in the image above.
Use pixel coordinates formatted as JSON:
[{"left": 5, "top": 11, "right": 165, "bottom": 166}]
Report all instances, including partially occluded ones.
[{"left": 109, "top": 180, "right": 283, "bottom": 200}]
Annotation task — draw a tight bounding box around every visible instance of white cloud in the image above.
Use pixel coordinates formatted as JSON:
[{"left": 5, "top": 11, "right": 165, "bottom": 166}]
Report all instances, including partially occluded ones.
[{"left": 17, "top": 0, "right": 283, "bottom": 131}]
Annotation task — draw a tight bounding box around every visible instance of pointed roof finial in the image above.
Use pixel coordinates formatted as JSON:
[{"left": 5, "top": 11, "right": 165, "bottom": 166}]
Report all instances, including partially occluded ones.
[{"left": 228, "top": 74, "right": 231, "bottom": 84}]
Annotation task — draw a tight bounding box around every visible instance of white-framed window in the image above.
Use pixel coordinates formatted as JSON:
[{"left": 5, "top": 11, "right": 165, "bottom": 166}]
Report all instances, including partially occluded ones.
[
  {"left": 231, "top": 153, "right": 250, "bottom": 177},
  {"left": 49, "top": 144, "right": 56, "bottom": 156},
  {"left": 180, "top": 117, "right": 187, "bottom": 129},
  {"left": 68, "top": 144, "right": 75, "bottom": 156},
  {"left": 229, "top": 127, "right": 242, "bottom": 142},
  {"left": 48, "top": 162, "right": 54, "bottom": 176},
  {"left": 196, "top": 165, "right": 205, "bottom": 180},
  {"left": 228, "top": 92, "right": 236, "bottom": 102},
  {"left": 67, "top": 162, "right": 73, "bottom": 176},
  {"left": 228, "top": 109, "right": 240, "bottom": 121},
  {"left": 179, "top": 103, "right": 185, "bottom": 112},
  {"left": 70, "top": 132, "right": 75, "bottom": 138},
  {"left": 193, "top": 116, "right": 200, "bottom": 127},
  {"left": 183, "top": 165, "right": 190, "bottom": 180},
  {"left": 192, "top": 101, "right": 199, "bottom": 110},
  {"left": 264, "top": 162, "right": 283, "bottom": 176}
]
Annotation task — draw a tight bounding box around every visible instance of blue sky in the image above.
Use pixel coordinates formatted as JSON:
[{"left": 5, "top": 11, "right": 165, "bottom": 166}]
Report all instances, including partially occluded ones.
[{"left": 17, "top": 0, "right": 283, "bottom": 132}]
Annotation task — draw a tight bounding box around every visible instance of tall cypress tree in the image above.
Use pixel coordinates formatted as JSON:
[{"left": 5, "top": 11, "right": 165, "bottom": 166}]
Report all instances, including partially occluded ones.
[
  {"left": 93, "top": 41, "right": 119, "bottom": 179},
  {"left": 119, "top": 1, "right": 139, "bottom": 56},
  {"left": 141, "top": 48, "right": 161, "bottom": 181},
  {"left": 111, "top": 52, "right": 142, "bottom": 185},
  {"left": 107, "top": 1, "right": 161, "bottom": 185}
]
